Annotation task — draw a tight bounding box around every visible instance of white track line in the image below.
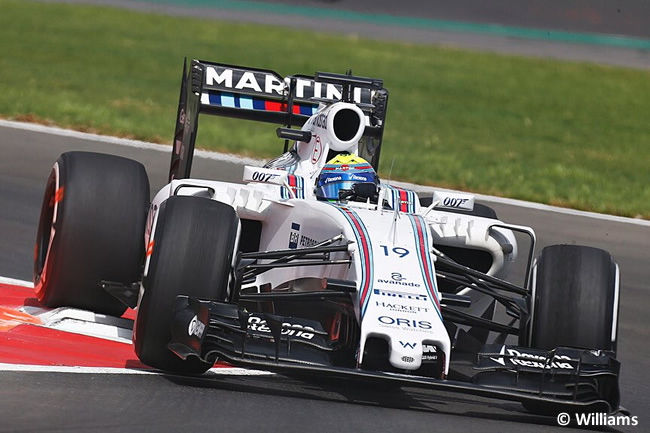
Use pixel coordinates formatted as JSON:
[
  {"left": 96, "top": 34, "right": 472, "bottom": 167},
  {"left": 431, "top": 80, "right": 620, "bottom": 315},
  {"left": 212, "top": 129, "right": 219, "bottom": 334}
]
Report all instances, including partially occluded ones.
[
  {"left": 1, "top": 119, "right": 648, "bottom": 227},
  {"left": 0, "top": 362, "right": 276, "bottom": 376},
  {"left": 0, "top": 119, "right": 266, "bottom": 166},
  {"left": 0, "top": 276, "right": 34, "bottom": 287}
]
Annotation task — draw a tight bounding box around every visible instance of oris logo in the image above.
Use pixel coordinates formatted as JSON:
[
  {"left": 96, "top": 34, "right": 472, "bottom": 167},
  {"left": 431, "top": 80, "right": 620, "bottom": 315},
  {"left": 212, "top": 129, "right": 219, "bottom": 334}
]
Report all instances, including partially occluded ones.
[{"left": 378, "top": 316, "right": 432, "bottom": 330}]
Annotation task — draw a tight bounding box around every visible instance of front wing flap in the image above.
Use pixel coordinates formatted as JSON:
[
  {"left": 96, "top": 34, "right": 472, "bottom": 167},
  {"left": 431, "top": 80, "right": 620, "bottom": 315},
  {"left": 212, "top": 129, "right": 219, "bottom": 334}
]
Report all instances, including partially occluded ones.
[
  {"left": 168, "top": 296, "right": 622, "bottom": 414},
  {"left": 169, "top": 295, "right": 338, "bottom": 366}
]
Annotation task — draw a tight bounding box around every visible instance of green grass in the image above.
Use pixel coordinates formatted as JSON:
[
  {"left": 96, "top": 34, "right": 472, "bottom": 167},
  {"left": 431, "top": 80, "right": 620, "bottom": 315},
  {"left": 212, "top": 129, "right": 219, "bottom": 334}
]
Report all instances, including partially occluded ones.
[{"left": 1, "top": 0, "right": 649, "bottom": 218}]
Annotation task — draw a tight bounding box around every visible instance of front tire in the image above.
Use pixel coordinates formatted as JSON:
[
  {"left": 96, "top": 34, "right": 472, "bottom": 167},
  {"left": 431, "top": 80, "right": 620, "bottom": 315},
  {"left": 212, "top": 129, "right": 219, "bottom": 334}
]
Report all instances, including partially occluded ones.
[
  {"left": 526, "top": 244, "right": 619, "bottom": 353},
  {"left": 134, "top": 196, "right": 239, "bottom": 374},
  {"left": 33, "top": 151, "right": 150, "bottom": 317},
  {"left": 522, "top": 244, "right": 620, "bottom": 414}
]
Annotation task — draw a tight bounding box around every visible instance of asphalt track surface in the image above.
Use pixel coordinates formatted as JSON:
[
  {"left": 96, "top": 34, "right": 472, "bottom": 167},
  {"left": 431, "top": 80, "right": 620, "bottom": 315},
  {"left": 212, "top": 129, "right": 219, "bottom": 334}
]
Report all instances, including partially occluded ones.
[
  {"left": 42, "top": 0, "right": 650, "bottom": 69},
  {"left": 0, "top": 124, "right": 648, "bottom": 432}
]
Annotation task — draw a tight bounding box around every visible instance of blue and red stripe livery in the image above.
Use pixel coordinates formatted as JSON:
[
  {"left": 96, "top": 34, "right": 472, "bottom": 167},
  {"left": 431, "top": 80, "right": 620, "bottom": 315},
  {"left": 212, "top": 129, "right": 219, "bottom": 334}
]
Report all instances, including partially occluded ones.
[
  {"left": 407, "top": 214, "right": 442, "bottom": 320},
  {"left": 331, "top": 206, "right": 374, "bottom": 317},
  {"left": 204, "top": 91, "right": 318, "bottom": 116}
]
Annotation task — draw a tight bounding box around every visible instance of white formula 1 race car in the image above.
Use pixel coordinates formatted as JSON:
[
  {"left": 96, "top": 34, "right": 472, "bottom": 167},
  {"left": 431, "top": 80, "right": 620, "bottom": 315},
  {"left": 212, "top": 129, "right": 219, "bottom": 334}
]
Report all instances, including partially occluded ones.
[{"left": 34, "top": 59, "right": 624, "bottom": 415}]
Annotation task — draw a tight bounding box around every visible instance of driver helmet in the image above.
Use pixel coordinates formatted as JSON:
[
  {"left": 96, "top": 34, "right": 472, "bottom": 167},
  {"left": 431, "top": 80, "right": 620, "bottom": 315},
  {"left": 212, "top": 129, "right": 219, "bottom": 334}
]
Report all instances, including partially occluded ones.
[{"left": 315, "top": 153, "right": 378, "bottom": 201}]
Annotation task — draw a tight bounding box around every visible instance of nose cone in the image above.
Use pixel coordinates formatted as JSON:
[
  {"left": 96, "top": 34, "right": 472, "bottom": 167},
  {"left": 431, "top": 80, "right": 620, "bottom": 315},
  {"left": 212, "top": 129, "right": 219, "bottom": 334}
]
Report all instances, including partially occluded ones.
[{"left": 389, "top": 338, "right": 422, "bottom": 370}]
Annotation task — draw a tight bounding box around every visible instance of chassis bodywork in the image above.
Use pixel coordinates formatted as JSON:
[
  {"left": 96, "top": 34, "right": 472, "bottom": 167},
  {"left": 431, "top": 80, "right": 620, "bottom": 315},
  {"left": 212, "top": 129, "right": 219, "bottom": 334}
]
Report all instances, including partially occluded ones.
[{"left": 141, "top": 59, "right": 621, "bottom": 413}]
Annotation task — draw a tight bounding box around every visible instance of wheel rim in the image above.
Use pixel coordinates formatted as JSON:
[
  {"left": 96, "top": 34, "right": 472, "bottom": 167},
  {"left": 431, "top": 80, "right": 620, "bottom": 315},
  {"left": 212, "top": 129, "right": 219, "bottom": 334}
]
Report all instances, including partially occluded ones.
[{"left": 34, "top": 171, "right": 57, "bottom": 299}]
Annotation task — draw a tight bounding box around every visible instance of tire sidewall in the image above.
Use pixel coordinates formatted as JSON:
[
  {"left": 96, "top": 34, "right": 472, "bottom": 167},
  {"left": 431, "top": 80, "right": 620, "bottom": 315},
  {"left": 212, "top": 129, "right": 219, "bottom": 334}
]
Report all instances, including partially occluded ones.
[{"left": 134, "top": 196, "right": 239, "bottom": 373}]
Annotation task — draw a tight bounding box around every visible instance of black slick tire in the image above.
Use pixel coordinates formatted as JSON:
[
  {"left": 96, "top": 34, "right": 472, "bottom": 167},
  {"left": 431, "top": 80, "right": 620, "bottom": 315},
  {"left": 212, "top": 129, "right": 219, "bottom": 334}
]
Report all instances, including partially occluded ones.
[
  {"left": 526, "top": 244, "right": 619, "bottom": 353},
  {"left": 134, "top": 196, "right": 239, "bottom": 374},
  {"left": 522, "top": 244, "right": 619, "bottom": 414},
  {"left": 33, "top": 151, "right": 150, "bottom": 317}
]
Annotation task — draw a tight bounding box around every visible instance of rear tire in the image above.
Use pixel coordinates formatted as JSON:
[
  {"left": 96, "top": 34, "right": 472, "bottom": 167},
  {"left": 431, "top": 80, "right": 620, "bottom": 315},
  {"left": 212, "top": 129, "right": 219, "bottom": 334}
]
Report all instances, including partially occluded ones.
[
  {"left": 134, "top": 196, "right": 239, "bottom": 374},
  {"left": 33, "top": 152, "right": 150, "bottom": 317},
  {"left": 522, "top": 244, "right": 620, "bottom": 414}
]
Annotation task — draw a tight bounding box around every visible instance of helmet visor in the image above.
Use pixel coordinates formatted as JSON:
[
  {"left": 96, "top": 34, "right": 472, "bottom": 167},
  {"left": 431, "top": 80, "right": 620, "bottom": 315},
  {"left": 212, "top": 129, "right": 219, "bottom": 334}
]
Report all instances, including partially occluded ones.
[
  {"left": 316, "top": 180, "right": 358, "bottom": 201},
  {"left": 316, "top": 171, "right": 376, "bottom": 201}
]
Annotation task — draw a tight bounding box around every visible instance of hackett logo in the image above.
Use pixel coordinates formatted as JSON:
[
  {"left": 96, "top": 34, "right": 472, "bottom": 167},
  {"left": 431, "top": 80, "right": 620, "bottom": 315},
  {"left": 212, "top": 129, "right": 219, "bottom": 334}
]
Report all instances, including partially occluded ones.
[{"left": 376, "top": 301, "right": 429, "bottom": 313}]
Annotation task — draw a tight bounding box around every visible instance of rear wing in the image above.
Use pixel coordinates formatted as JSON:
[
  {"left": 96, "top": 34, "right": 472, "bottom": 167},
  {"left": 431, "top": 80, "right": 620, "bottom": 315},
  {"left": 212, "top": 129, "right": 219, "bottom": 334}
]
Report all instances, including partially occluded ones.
[{"left": 169, "top": 59, "right": 389, "bottom": 181}]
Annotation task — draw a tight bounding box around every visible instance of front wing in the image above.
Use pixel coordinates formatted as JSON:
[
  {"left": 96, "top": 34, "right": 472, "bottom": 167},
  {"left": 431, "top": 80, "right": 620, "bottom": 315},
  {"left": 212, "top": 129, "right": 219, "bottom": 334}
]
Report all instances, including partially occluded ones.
[{"left": 169, "top": 295, "right": 623, "bottom": 415}]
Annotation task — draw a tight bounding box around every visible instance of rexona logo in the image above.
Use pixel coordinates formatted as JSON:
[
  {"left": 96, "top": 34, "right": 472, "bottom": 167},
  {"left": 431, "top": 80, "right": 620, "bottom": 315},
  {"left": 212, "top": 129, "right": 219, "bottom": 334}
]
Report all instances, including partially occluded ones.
[
  {"left": 324, "top": 176, "right": 343, "bottom": 184},
  {"left": 490, "top": 347, "right": 574, "bottom": 370},
  {"left": 374, "top": 288, "right": 427, "bottom": 302},
  {"left": 378, "top": 316, "right": 432, "bottom": 330},
  {"left": 188, "top": 315, "right": 206, "bottom": 338},
  {"left": 349, "top": 174, "right": 371, "bottom": 182},
  {"left": 248, "top": 316, "right": 315, "bottom": 340}
]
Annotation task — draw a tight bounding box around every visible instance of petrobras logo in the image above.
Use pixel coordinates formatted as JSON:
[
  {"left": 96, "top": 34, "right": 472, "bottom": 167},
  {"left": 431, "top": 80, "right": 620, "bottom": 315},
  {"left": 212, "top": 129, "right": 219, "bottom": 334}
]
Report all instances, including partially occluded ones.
[
  {"left": 203, "top": 66, "right": 369, "bottom": 103},
  {"left": 299, "top": 234, "right": 318, "bottom": 248},
  {"left": 373, "top": 288, "right": 427, "bottom": 302}
]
